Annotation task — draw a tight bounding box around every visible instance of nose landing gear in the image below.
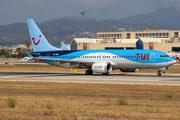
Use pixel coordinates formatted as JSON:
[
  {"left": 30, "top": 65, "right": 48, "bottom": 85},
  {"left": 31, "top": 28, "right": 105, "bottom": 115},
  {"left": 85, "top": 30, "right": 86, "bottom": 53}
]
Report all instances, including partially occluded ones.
[
  {"left": 157, "top": 67, "right": 168, "bottom": 76},
  {"left": 157, "top": 72, "right": 161, "bottom": 76}
]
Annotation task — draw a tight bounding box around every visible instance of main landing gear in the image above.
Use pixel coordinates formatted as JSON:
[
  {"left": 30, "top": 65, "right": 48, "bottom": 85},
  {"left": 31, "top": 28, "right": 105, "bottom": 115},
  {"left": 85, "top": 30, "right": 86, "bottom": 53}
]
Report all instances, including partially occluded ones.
[
  {"left": 85, "top": 70, "right": 93, "bottom": 75},
  {"left": 102, "top": 73, "right": 109, "bottom": 75}
]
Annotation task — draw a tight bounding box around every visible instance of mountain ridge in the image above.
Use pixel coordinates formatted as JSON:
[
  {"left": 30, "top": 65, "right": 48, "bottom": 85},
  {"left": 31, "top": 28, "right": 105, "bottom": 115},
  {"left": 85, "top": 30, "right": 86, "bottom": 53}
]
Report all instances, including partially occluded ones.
[{"left": 0, "top": 8, "right": 180, "bottom": 47}]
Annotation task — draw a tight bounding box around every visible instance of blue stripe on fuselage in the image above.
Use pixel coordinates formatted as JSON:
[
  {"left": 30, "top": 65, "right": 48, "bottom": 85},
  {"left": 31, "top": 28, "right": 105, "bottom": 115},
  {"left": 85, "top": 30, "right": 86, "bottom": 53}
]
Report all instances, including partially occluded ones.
[{"left": 32, "top": 50, "right": 173, "bottom": 63}]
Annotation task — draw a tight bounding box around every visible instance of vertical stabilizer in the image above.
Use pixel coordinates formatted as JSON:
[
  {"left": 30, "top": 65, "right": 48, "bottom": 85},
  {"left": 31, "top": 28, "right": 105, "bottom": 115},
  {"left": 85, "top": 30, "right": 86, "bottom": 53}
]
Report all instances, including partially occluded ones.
[
  {"left": 27, "top": 19, "right": 59, "bottom": 52},
  {"left": 61, "top": 42, "right": 69, "bottom": 50}
]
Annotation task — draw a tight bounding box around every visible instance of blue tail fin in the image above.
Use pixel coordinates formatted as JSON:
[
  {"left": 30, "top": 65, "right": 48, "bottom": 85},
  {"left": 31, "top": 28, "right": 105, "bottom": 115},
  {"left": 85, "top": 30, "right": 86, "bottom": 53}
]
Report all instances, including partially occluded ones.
[
  {"left": 61, "top": 42, "right": 69, "bottom": 50},
  {"left": 27, "top": 19, "right": 59, "bottom": 52},
  {"left": 136, "top": 41, "right": 143, "bottom": 49}
]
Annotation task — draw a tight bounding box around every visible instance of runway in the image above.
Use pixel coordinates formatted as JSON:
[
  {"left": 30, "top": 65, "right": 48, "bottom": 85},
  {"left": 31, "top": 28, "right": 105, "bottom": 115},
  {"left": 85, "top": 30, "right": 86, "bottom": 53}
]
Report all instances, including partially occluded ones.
[{"left": 0, "top": 71, "right": 180, "bottom": 85}]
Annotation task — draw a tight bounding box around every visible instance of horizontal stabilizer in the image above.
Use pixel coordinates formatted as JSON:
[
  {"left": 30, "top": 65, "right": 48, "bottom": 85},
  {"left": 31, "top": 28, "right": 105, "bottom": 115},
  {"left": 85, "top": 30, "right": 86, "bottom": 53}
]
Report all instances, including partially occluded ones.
[{"left": 22, "top": 47, "right": 33, "bottom": 62}]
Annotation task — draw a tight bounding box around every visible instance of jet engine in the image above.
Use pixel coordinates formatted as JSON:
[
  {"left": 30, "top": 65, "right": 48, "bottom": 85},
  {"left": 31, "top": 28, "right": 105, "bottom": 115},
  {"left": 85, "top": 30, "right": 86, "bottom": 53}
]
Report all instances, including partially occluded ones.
[
  {"left": 92, "top": 62, "right": 112, "bottom": 73},
  {"left": 120, "top": 68, "right": 139, "bottom": 72}
]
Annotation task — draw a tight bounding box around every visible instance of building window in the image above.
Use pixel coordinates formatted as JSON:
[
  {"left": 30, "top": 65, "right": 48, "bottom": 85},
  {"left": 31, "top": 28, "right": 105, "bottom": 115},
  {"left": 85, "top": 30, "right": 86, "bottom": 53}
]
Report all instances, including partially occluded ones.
[
  {"left": 172, "top": 47, "right": 180, "bottom": 52},
  {"left": 127, "top": 33, "right": 130, "bottom": 39},
  {"left": 174, "top": 32, "right": 178, "bottom": 38}
]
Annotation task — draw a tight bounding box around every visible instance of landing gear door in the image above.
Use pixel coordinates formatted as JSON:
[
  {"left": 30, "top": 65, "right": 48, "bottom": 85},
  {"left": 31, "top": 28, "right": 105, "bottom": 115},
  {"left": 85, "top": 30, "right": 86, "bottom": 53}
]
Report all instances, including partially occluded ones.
[{"left": 150, "top": 53, "right": 155, "bottom": 62}]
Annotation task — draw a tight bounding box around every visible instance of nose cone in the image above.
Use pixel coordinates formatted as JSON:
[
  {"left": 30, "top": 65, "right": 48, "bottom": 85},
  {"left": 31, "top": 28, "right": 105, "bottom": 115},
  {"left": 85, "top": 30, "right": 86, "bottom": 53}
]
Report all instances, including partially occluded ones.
[{"left": 167, "top": 57, "right": 176, "bottom": 66}]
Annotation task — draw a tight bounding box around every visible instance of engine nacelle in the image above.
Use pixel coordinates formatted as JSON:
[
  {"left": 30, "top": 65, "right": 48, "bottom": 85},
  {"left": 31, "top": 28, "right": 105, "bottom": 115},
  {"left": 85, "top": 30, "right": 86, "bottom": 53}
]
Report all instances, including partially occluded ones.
[
  {"left": 120, "top": 68, "right": 139, "bottom": 72},
  {"left": 92, "top": 62, "right": 112, "bottom": 73}
]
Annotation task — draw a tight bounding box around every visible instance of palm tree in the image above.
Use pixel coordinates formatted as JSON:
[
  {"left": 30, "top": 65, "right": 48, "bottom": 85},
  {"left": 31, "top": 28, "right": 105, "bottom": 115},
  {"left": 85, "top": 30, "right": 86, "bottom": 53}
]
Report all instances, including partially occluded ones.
[
  {"left": 16, "top": 47, "right": 21, "bottom": 60},
  {"left": 26, "top": 41, "right": 31, "bottom": 52}
]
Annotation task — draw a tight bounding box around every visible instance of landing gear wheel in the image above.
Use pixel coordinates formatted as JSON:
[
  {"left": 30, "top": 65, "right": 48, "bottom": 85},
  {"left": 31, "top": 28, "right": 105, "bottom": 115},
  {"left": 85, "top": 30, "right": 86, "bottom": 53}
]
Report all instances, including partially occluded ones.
[
  {"left": 89, "top": 70, "right": 93, "bottom": 75},
  {"left": 85, "top": 70, "right": 93, "bottom": 75},
  {"left": 102, "top": 73, "right": 109, "bottom": 75},
  {"left": 157, "top": 73, "right": 161, "bottom": 76}
]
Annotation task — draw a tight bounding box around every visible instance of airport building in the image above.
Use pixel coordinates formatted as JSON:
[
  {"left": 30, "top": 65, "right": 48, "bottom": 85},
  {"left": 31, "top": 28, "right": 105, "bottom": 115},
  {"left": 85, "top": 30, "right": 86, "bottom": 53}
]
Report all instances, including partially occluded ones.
[
  {"left": 97, "top": 30, "right": 180, "bottom": 42},
  {"left": 70, "top": 30, "right": 180, "bottom": 53}
]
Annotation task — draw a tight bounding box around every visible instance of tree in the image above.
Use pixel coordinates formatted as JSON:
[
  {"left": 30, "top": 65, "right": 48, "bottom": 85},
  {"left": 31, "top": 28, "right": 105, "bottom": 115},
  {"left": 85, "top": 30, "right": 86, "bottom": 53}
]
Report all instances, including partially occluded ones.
[
  {"left": 26, "top": 41, "right": 31, "bottom": 52},
  {"left": 16, "top": 47, "right": 21, "bottom": 60}
]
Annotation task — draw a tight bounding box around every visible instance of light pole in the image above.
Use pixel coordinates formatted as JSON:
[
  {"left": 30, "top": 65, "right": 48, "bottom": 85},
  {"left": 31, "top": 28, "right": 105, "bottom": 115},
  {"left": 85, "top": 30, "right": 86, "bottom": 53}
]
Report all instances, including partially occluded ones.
[{"left": 80, "top": 11, "right": 86, "bottom": 38}]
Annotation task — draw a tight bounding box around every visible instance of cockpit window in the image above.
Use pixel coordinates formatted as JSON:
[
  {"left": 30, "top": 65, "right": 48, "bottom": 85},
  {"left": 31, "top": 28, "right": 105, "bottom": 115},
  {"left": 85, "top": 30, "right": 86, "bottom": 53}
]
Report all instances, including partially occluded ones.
[{"left": 160, "top": 55, "right": 169, "bottom": 58}]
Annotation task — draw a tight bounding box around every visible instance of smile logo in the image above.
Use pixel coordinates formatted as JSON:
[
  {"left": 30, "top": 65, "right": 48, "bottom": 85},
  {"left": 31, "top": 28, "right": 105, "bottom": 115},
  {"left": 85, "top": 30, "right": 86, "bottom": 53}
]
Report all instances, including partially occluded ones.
[{"left": 32, "top": 35, "right": 41, "bottom": 45}]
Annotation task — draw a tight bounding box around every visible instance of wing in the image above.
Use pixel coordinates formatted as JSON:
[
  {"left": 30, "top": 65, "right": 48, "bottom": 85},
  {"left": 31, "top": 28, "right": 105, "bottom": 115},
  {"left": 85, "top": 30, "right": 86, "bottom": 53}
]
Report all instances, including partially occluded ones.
[{"left": 36, "top": 57, "right": 93, "bottom": 66}]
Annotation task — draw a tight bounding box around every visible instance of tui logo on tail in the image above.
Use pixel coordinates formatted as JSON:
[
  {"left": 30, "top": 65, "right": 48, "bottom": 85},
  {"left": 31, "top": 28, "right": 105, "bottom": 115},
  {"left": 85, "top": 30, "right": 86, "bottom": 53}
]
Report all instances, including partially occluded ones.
[{"left": 32, "top": 35, "right": 41, "bottom": 45}]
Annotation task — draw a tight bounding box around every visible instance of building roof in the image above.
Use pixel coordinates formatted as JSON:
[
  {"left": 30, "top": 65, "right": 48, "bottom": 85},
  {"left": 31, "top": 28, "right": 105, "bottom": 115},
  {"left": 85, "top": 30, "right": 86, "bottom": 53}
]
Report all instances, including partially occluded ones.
[
  {"left": 139, "top": 37, "right": 169, "bottom": 43},
  {"left": 72, "top": 38, "right": 103, "bottom": 43},
  {"left": 115, "top": 39, "right": 138, "bottom": 43}
]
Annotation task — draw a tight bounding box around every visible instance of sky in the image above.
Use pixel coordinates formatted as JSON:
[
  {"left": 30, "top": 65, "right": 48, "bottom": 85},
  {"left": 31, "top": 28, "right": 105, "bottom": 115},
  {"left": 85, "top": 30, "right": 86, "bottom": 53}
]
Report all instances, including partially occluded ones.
[{"left": 0, "top": 0, "right": 180, "bottom": 25}]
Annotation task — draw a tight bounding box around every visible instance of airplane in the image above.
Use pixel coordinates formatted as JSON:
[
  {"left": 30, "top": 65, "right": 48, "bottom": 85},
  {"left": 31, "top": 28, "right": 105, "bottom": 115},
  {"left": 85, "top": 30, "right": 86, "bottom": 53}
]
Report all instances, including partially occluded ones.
[
  {"left": 61, "top": 42, "right": 69, "bottom": 50},
  {"left": 20, "top": 41, "right": 68, "bottom": 62},
  {"left": 24, "top": 19, "right": 176, "bottom": 76}
]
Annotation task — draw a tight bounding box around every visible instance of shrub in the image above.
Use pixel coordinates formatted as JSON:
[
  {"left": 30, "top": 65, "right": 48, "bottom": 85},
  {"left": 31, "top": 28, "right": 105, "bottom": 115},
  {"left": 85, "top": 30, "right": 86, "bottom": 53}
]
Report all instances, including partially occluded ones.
[
  {"left": 7, "top": 97, "right": 17, "bottom": 108},
  {"left": 165, "top": 92, "right": 174, "bottom": 98},
  {"left": 46, "top": 101, "right": 52, "bottom": 109},
  {"left": 117, "top": 97, "right": 128, "bottom": 105}
]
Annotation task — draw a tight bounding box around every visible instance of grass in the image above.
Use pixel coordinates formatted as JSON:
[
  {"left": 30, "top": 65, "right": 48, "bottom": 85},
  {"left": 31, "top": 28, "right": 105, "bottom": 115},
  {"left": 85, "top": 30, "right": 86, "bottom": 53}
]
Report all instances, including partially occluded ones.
[
  {"left": 117, "top": 97, "right": 128, "bottom": 105},
  {"left": 0, "top": 64, "right": 180, "bottom": 119},
  {"left": 6, "top": 97, "right": 17, "bottom": 108},
  {"left": 165, "top": 92, "right": 174, "bottom": 98},
  {"left": 46, "top": 101, "right": 52, "bottom": 109},
  {"left": 0, "top": 81, "right": 180, "bottom": 119}
]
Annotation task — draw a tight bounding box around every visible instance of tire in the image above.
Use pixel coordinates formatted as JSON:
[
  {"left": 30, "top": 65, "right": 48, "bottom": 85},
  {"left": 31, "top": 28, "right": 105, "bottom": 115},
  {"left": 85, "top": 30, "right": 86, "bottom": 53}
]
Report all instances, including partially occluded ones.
[
  {"left": 86, "top": 70, "right": 90, "bottom": 75},
  {"left": 157, "top": 73, "right": 161, "bottom": 76},
  {"left": 86, "top": 70, "right": 93, "bottom": 75},
  {"left": 90, "top": 70, "right": 93, "bottom": 75},
  {"left": 102, "top": 73, "right": 109, "bottom": 75}
]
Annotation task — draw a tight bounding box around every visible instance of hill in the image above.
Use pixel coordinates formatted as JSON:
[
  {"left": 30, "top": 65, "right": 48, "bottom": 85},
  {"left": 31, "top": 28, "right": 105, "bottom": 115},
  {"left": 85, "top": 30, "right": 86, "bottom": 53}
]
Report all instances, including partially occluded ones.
[
  {"left": 0, "top": 17, "right": 179, "bottom": 47},
  {"left": 121, "top": 8, "right": 180, "bottom": 28}
]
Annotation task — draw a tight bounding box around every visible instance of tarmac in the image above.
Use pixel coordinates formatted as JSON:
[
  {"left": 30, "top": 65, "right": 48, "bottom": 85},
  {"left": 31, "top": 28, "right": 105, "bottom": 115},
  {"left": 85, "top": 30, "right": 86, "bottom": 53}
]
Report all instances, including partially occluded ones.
[{"left": 0, "top": 71, "right": 180, "bottom": 86}]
